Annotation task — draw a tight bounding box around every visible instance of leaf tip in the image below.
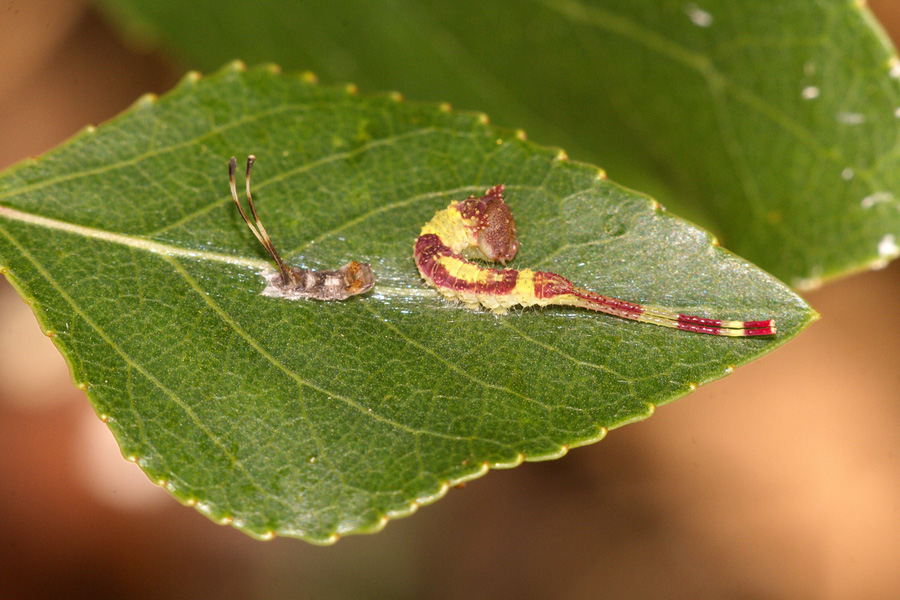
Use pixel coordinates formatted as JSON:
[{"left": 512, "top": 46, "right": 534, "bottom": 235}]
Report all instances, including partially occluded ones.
[
  {"left": 263, "top": 63, "right": 282, "bottom": 75},
  {"left": 514, "top": 129, "right": 527, "bottom": 141},
  {"left": 438, "top": 102, "right": 452, "bottom": 112},
  {"left": 132, "top": 93, "right": 157, "bottom": 110},
  {"left": 476, "top": 112, "right": 490, "bottom": 125},
  {"left": 194, "top": 501, "right": 215, "bottom": 518},
  {"left": 553, "top": 148, "right": 569, "bottom": 161},
  {"left": 388, "top": 90, "right": 404, "bottom": 102},
  {"left": 491, "top": 453, "right": 526, "bottom": 468},
  {"left": 385, "top": 501, "right": 420, "bottom": 522},
  {"left": 182, "top": 70, "right": 203, "bottom": 84},
  {"left": 225, "top": 60, "right": 246, "bottom": 73},
  {"left": 345, "top": 83, "right": 359, "bottom": 95},
  {"left": 375, "top": 514, "right": 391, "bottom": 530},
  {"left": 300, "top": 70, "right": 318, "bottom": 84}
]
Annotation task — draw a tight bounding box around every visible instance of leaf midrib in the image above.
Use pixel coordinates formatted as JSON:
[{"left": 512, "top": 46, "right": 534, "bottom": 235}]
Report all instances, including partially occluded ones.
[{"left": 0, "top": 199, "right": 572, "bottom": 444}]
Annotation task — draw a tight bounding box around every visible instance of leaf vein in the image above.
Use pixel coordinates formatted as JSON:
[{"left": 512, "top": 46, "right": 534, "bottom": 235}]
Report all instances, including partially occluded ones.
[
  {"left": 149, "top": 125, "right": 456, "bottom": 237},
  {"left": 166, "top": 256, "right": 473, "bottom": 442},
  {"left": 0, "top": 220, "right": 270, "bottom": 498},
  {"left": 363, "top": 303, "right": 551, "bottom": 411},
  {"left": 0, "top": 104, "right": 303, "bottom": 201}
]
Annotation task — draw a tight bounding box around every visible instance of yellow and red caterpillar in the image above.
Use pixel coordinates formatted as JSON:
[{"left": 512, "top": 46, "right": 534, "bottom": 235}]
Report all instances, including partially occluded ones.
[{"left": 414, "top": 185, "right": 776, "bottom": 337}]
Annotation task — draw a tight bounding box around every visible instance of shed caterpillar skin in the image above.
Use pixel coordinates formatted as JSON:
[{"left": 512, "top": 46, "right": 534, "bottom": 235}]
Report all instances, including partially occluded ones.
[
  {"left": 229, "top": 156, "right": 375, "bottom": 301},
  {"left": 413, "top": 185, "right": 776, "bottom": 336}
]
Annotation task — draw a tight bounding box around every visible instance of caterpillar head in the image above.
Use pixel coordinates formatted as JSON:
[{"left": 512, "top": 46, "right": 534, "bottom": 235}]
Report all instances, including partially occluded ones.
[{"left": 338, "top": 261, "right": 376, "bottom": 296}]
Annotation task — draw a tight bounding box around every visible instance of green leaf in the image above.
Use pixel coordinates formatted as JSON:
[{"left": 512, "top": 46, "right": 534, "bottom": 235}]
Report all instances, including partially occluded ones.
[
  {"left": 0, "top": 64, "right": 814, "bottom": 542},
  {"left": 93, "top": 0, "right": 900, "bottom": 286}
]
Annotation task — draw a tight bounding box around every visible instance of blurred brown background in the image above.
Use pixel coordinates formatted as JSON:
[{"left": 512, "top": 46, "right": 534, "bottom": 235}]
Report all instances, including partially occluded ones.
[{"left": 2, "top": 1, "right": 900, "bottom": 598}]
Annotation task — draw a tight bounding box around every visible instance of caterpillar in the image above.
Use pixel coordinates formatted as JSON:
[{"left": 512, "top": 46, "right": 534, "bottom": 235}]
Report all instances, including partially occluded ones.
[
  {"left": 413, "top": 185, "right": 776, "bottom": 337},
  {"left": 229, "top": 155, "right": 375, "bottom": 301}
]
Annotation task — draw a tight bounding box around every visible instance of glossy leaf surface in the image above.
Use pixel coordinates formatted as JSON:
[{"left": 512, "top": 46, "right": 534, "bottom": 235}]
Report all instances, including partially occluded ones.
[
  {"left": 0, "top": 65, "right": 814, "bottom": 541},
  {"left": 95, "top": 0, "right": 900, "bottom": 285}
]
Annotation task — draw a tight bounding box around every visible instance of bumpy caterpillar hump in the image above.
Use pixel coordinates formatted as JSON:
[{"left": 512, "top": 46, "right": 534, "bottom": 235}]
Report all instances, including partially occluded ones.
[{"left": 459, "top": 185, "right": 518, "bottom": 264}]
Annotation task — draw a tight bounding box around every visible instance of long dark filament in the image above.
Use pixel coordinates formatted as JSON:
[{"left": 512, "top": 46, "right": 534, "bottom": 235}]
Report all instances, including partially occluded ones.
[{"left": 229, "top": 155, "right": 292, "bottom": 285}]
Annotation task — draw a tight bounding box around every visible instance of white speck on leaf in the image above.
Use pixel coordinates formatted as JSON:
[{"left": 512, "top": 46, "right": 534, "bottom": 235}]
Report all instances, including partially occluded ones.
[
  {"left": 684, "top": 3, "right": 713, "bottom": 27},
  {"left": 836, "top": 112, "right": 865, "bottom": 125},
  {"left": 841, "top": 168, "right": 854, "bottom": 181},
  {"left": 890, "top": 59, "right": 900, "bottom": 79},
  {"left": 894, "top": 107, "right": 900, "bottom": 119},
  {"left": 801, "top": 86, "right": 820, "bottom": 100},
  {"left": 793, "top": 275, "right": 822, "bottom": 291},
  {"left": 878, "top": 234, "right": 899, "bottom": 259},
  {"left": 861, "top": 192, "right": 895, "bottom": 209}
]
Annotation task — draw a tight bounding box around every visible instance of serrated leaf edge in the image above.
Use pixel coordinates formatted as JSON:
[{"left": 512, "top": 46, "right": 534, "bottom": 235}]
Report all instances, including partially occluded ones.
[{"left": 0, "top": 60, "right": 815, "bottom": 543}]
